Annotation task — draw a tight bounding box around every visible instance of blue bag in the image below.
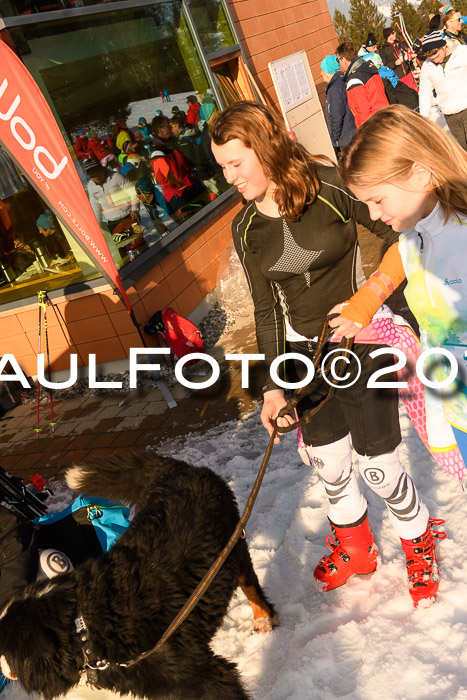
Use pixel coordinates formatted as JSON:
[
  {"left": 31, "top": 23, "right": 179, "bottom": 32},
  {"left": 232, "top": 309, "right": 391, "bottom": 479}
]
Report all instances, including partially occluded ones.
[{"left": 34, "top": 496, "right": 131, "bottom": 564}]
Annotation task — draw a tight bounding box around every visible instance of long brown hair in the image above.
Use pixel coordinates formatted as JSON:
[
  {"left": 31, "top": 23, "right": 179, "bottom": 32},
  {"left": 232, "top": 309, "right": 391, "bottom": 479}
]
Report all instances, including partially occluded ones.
[
  {"left": 210, "top": 101, "right": 329, "bottom": 221},
  {"left": 338, "top": 105, "right": 467, "bottom": 222}
]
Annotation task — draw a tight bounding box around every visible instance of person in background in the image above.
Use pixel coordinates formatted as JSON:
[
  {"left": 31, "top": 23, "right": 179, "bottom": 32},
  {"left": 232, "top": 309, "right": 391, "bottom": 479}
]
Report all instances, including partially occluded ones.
[
  {"left": 106, "top": 122, "right": 120, "bottom": 157},
  {"left": 199, "top": 90, "right": 218, "bottom": 126},
  {"left": 87, "top": 130, "right": 113, "bottom": 165},
  {"left": 358, "top": 33, "right": 383, "bottom": 68},
  {"left": 73, "top": 129, "right": 88, "bottom": 162},
  {"left": 429, "top": 13, "right": 442, "bottom": 30},
  {"left": 134, "top": 176, "right": 170, "bottom": 234},
  {"left": 186, "top": 95, "right": 201, "bottom": 125},
  {"left": 138, "top": 117, "right": 151, "bottom": 148},
  {"left": 170, "top": 111, "right": 218, "bottom": 193},
  {"left": 336, "top": 42, "right": 389, "bottom": 128},
  {"left": 0, "top": 200, "right": 35, "bottom": 277},
  {"left": 120, "top": 141, "right": 150, "bottom": 182},
  {"left": 149, "top": 144, "right": 203, "bottom": 216},
  {"left": 211, "top": 100, "right": 441, "bottom": 609},
  {"left": 439, "top": 3, "right": 467, "bottom": 24},
  {"left": 35, "top": 210, "right": 72, "bottom": 268},
  {"left": 419, "top": 29, "right": 467, "bottom": 148},
  {"left": 320, "top": 54, "right": 356, "bottom": 154},
  {"left": 151, "top": 115, "right": 173, "bottom": 150},
  {"left": 84, "top": 159, "right": 139, "bottom": 235},
  {"left": 115, "top": 120, "right": 135, "bottom": 154},
  {"left": 442, "top": 7, "right": 467, "bottom": 48},
  {"left": 380, "top": 28, "right": 417, "bottom": 90}
]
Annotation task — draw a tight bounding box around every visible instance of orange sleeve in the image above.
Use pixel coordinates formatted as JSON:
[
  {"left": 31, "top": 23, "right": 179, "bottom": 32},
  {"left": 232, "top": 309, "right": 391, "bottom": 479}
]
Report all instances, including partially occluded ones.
[{"left": 340, "top": 242, "right": 406, "bottom": 327}]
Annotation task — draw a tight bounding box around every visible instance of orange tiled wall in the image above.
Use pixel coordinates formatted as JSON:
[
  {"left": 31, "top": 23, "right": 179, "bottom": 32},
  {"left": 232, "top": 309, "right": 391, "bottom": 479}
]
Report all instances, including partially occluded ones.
[
  {"left": 228, "top": 0, "right": 338, "bottom": 108},
  {"left": 0, "top": 198, "right": 243, "bottom": 376}
]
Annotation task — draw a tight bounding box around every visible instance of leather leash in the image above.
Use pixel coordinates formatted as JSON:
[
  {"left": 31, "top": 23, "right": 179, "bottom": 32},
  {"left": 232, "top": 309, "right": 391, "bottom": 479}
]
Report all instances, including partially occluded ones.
[{"left": 80, "top": 319, "right": 353, "bottom": 671}]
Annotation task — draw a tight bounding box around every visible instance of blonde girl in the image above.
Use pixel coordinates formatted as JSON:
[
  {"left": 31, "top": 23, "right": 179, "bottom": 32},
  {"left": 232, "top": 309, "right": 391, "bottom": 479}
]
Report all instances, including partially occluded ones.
[{"left": 335, "top": 103, "right": 467, "bottom": 472}]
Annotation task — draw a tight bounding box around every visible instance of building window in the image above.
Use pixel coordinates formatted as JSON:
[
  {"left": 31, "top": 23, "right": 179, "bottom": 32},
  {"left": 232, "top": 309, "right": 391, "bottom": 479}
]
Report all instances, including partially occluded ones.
[
  {"left": 186, "top": 0, "right": 236, "bottom": 54},
  {"left": 2, "top": 1, "right": 230, "bottom": 298}
]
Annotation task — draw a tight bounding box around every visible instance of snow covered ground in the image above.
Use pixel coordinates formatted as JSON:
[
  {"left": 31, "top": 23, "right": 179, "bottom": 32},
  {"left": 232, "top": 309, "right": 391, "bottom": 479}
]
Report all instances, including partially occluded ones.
[{"left": 3, "top": 402, "right": 467, "bottom": 700}]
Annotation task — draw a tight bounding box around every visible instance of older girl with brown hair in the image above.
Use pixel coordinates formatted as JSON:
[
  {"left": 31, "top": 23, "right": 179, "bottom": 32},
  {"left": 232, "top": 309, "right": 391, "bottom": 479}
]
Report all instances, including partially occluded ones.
[{"left": 210, "top": 101, "right": 442, "bottom": 608}]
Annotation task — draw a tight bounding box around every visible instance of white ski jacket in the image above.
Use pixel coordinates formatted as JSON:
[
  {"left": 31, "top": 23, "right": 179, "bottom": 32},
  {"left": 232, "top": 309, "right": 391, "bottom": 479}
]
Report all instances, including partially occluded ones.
[{"left": 419, "top": 44, "right": 467, "bottom": 117}]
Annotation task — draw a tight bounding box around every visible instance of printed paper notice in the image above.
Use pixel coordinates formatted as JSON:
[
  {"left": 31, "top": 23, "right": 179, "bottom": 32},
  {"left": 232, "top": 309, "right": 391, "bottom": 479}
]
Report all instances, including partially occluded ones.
[
  {"left": 270, "top": 53, "right": 313, "bottom": 112},
  {"left": 276, "top": 67, "right": 293, "bottom": 108}
]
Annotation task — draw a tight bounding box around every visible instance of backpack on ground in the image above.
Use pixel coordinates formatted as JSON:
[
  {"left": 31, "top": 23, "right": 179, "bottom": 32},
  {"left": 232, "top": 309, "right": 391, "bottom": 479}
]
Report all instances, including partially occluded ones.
[
  {"left": 0, "top": 466, "right": 131, "bottom": 604},
  {"left": 144, "top": 306, "right": 204, "bottom": 366}
]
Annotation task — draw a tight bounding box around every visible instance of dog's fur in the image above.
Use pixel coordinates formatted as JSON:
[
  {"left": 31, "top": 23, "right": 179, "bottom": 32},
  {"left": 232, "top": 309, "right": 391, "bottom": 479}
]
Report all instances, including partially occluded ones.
[{"left": 0, "top": 454, "right": 277, "bottom": 699}]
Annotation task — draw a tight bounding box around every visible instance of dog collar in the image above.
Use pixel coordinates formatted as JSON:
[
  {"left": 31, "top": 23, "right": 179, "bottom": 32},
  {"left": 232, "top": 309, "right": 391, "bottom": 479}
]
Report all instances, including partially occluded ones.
[{"left": 74, "top": 614, "right": 109, "bottom": 686}]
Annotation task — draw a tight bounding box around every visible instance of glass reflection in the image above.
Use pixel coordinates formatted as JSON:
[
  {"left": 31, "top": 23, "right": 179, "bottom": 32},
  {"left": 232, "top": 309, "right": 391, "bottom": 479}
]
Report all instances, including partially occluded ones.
[
  {"left": 0, "top": 145, "right": 99, "bottom": 304},
  {"left": 186, "top": 0, "right": 236, "bottom": 54},
  {"left": 7, "top": 3, "right": 228, "bottom": 277}
]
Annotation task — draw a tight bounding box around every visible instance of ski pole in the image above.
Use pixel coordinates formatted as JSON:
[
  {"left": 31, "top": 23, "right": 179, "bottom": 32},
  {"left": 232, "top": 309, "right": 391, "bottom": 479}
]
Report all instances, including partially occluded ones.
[
  {"left": 42, "top": 292, "right": 56, "bottom": 430},
  {"left": 35, "top": 291, "right": 44, "bottom": 434}
]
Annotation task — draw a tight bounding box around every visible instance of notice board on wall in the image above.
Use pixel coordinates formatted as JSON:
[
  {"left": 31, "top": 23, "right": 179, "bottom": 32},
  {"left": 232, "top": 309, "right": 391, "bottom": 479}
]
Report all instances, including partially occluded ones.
[{"left": 269, "top": 51, "right": 335, "bottom": 161}]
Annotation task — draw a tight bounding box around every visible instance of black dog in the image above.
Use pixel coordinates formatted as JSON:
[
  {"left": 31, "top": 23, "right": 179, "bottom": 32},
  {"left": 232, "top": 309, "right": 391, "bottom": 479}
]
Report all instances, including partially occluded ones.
[{"left": 0, "top": 453, "right": 277, "bottom": 699}]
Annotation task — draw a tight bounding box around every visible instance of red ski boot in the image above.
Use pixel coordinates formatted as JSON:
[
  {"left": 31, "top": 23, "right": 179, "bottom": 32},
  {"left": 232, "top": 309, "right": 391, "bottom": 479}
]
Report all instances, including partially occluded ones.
[
  {"left": 313, "top": 511, "right": 378, "bottom": 591},
  {"left": 400, "top": 518, "right": 446, "bottom": 608}
]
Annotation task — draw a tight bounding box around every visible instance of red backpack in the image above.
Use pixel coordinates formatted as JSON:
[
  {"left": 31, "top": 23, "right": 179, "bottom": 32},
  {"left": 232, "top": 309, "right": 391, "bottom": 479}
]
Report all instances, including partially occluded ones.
[
  {"left": 150, "top": 149, "right": 194, "bottom": 202},
  {"left": 143, "top": 307, "right": 204, "bottom": 366}
]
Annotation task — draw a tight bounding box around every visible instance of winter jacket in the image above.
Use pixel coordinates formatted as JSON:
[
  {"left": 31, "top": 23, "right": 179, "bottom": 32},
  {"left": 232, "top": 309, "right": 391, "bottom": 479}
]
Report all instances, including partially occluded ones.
[
  {"left": 119, "top": 153, "right": 150, "bottom": 183},
  {"left": 87, "top": 137, "right": 112, "bottom": 164},
  {"left": 443, "top": 29, "right": 466, "bottom": 52},
  {"left": 358, "top": 47, "right": 383, "bottom": 68},
  {"left": 138, "top": 125, "right": 151, "bottom": 146},
  {"left": 87, "top": 171, "right": 139, "bottom": 224},
  {"left": 398, "top": 203, "right": 467, "bottom": 434},
  {"left": 199, "top": 95, "right": 217, "bottom": 124},
  {"left": 344, "top": 57, "right": 389, "bottom": 128},
  {"left": 174, "top": 126, "right": 214, "bottom": 180},
  {"left": 325, "top": 71, "right": 356, "bottom": 148},
  {"left": 73, "top": 135, "right": 88, "bottom": 160},
  {"left": 186, "top": 102, "right": 201, "bottom": 125},
  {"left": 379, "top": 66, "right": 419, "bottom": 109},
  {"left": 150, "top": 148, "right": 194, "bottom": 202},
  {"left": 380, "top": 40, "right": 412, "bottom": 79},
  {"left": 231, "top": 166, "right": 397, "bottom": 389},
  {"left": 419, "top": 44, "right": 467, "bottom": 117},
  {"left": 116, "top": 128, "right": 135, "bottom": 153}
]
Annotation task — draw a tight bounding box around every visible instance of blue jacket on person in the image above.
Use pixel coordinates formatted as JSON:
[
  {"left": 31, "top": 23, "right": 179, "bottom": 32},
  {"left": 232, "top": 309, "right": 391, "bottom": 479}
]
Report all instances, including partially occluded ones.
[{"left": 325, "top": 70, "right": 356, "bottom": 148}]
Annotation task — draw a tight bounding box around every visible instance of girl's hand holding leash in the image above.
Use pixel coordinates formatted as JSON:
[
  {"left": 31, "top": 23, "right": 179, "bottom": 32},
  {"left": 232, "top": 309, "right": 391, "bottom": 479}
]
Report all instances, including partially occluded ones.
[{"left": 261, "top": 389, "right": 294, "bottom": 444}]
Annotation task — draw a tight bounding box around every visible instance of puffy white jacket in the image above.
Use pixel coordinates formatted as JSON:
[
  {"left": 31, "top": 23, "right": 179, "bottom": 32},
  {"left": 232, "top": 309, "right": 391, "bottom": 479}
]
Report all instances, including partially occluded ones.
[{"left": 419, "top": 44, "right": 467, "bottom": 117}]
